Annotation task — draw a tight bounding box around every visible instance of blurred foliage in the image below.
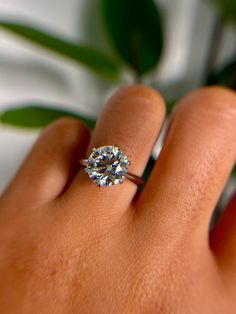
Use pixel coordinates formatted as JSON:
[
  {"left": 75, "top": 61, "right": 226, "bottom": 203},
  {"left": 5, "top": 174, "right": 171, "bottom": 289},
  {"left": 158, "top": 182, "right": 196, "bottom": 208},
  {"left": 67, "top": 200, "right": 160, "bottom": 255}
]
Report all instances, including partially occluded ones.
[
  {"left": 0, "top": 21, "right": 120, "bottom": 80},
  {"left": 233, "top": 165, "right": 236, "bottom": 177},
  {"left": 0, "top": 0, "right": 235, "bottom": 181},
  {"left": 206, "top": 0, "right": 236, "bottom": 86},
  {"left": 101, "top": 0, "right": 163, "bottom": 78},
  {"left": 211, "top": 0, "right": 236, "bottom": 22},
  {"left": 0, "top": 105, "right": 96, "bottom": 129},
  {"left": 166, "top": 100, "right": 177, "bottom": 115},
  {"left": 208, "top": 58, "right": 236, "bottom": 89}
]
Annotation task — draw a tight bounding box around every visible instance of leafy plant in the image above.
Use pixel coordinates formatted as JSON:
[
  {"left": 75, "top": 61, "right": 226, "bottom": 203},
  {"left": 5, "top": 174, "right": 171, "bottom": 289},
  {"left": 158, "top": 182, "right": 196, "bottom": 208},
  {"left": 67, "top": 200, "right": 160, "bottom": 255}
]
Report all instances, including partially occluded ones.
[
  {"left": 211, "top": 0, "right": 236, "bottom": 22},
  {"left": 205, "top": 0, "right": 236, "bottom": 83},
  {"left": 0, "top": 0, "right": 235, "bottom": 179},
  {"left": 208, "top": 59, "right": 236, "bottom": 89},
  {"left": 102, "top": 0, "right": 163, "bottom": 79},
  {"left": 0, "top": 20, "right": 120, "bottom": 81},
  {"left": 0, "top": 0, "right": 163, "bottom": 129},
  {"left": 0, "top": 105, "right": 96, "bottom": 129}
]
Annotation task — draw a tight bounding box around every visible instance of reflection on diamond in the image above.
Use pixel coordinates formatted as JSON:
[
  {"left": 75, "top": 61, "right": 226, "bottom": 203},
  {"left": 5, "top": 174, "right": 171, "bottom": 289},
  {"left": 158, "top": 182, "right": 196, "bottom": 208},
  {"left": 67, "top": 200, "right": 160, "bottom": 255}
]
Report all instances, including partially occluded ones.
[{"left": 85, "top": 145, "right": 130, "bottom": 186}]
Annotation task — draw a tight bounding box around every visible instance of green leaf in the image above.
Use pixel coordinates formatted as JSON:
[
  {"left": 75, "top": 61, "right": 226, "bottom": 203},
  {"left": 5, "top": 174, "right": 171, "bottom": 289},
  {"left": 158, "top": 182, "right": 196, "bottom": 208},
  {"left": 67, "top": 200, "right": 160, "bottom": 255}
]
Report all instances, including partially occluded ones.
[
  {"left": 166, "top": 99, "right": 177, "bottom": 115},
  {"left": 211, "top": 0, "right": 236, "bottom": 22},
  {"left": 0, "top": 20, "right": 120, "bottom": 80},
  {"left": 232, "top": 165, "right": 236, "bottom": 177},
  {"left": 0, "top": 105, "right": 96, "bottom": 129},
  {"left": 207, "top": 58, "right": 236, "bottom": 90},
  {"left": 102, "top": 0, "right": 163, "bottom": 76}
]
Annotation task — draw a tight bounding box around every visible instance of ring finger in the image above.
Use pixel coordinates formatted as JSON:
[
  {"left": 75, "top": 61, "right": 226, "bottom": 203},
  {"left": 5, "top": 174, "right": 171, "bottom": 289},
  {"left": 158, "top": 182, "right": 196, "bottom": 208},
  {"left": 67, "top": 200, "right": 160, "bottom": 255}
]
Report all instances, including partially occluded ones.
[{"left": 65, "top": 85, "right": 165, "bottom": 220}]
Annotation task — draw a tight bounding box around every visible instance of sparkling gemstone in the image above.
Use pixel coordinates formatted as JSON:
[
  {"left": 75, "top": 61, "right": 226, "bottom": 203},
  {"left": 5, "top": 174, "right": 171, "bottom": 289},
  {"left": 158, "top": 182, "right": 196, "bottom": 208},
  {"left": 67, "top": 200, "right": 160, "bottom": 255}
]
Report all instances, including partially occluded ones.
[{"left": 85, "top": 145, "right": 130, "bottom": 186}]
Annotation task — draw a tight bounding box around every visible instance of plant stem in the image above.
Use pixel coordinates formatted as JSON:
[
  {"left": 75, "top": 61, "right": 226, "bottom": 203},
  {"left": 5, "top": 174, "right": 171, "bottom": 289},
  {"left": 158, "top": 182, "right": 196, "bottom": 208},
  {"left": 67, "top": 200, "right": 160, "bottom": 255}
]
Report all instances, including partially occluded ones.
[{"left": 205, "top": 13, "right": 225, "bottom": 83}]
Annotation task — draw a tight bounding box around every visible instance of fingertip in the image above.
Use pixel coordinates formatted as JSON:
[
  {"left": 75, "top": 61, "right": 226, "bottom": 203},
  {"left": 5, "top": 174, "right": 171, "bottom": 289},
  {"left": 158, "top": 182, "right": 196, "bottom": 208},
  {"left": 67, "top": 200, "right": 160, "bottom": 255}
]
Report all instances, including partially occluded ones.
[
  {"left": 108, "top": 84, "right": 166, "bottom": 119},
  {"left": 41, "top": 117, "right": 90, "bottom": 144},
  {"left": 175, "top": 86, "right": 236, "bottom": 116}
]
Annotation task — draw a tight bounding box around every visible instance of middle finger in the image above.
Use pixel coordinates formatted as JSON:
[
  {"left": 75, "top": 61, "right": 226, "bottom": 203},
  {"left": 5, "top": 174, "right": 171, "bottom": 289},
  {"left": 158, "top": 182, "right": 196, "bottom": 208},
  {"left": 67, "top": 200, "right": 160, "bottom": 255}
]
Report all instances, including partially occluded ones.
[{"left": 138, "top": 87, "right": 236, "bottom": 245}]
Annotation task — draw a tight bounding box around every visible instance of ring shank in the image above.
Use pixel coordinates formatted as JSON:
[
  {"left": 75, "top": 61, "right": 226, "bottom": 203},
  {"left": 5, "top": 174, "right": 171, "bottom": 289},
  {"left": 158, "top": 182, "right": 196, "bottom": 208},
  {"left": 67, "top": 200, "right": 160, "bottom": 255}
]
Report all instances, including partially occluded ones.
[
  {"left": 79, "top": 159, "right": 144, "bottom": 186},
  {"left": 125, "top": 172, "right": 145, "bottom": 185}
]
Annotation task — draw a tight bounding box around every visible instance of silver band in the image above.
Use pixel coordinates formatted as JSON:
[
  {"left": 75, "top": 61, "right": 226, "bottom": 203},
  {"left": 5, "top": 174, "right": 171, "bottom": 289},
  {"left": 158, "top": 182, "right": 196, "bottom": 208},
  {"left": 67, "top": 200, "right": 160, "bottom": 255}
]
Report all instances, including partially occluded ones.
[{"left": 79, "top": 158, "right": 144, "bottom": 186}]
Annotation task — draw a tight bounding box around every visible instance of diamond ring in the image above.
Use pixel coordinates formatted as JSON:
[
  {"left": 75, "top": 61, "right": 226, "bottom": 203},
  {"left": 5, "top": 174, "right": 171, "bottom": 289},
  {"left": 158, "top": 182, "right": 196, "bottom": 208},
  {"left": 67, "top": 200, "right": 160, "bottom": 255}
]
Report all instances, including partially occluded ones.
[{"left": 79, "top": 145, "right": 144, "bottom": 187}]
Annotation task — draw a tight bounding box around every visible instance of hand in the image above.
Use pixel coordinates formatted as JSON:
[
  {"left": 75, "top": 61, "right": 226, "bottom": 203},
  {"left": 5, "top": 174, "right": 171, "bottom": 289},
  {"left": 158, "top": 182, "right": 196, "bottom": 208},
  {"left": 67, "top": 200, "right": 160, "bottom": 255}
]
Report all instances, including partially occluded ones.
[{"left": 0, "top": 85, "right": 235, "bottom": 314}]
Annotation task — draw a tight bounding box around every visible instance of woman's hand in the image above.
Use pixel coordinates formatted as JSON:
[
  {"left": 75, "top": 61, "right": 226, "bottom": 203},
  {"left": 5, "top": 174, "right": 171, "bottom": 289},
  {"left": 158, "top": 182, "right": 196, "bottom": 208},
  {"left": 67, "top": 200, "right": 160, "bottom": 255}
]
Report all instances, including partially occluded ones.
[{"left": 0, "top": 85, "right": 236, "bottom": 314}]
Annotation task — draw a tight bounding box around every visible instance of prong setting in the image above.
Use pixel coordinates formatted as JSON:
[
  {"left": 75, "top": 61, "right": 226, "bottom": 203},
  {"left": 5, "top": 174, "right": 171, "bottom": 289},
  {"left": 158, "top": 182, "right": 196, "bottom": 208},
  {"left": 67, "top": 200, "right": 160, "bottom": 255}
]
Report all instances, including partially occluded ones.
[{"left": 85, "top": 145, "right": 130, "bottom": 186}]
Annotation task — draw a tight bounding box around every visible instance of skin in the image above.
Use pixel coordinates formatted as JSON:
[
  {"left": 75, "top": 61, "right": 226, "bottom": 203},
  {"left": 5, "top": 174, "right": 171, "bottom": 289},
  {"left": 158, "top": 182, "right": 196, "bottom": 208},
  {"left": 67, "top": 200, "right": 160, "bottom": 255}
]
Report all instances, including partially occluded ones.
[{"left": 0, "top": 85, "right": 235, "bottom": 314}]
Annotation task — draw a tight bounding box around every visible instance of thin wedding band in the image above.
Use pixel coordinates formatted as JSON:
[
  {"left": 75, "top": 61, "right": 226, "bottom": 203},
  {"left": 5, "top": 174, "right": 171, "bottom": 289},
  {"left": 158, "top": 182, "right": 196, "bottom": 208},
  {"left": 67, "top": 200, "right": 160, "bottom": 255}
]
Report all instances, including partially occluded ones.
[{"left": 79, "top": 145, "right": 145, "bottom": 187}]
